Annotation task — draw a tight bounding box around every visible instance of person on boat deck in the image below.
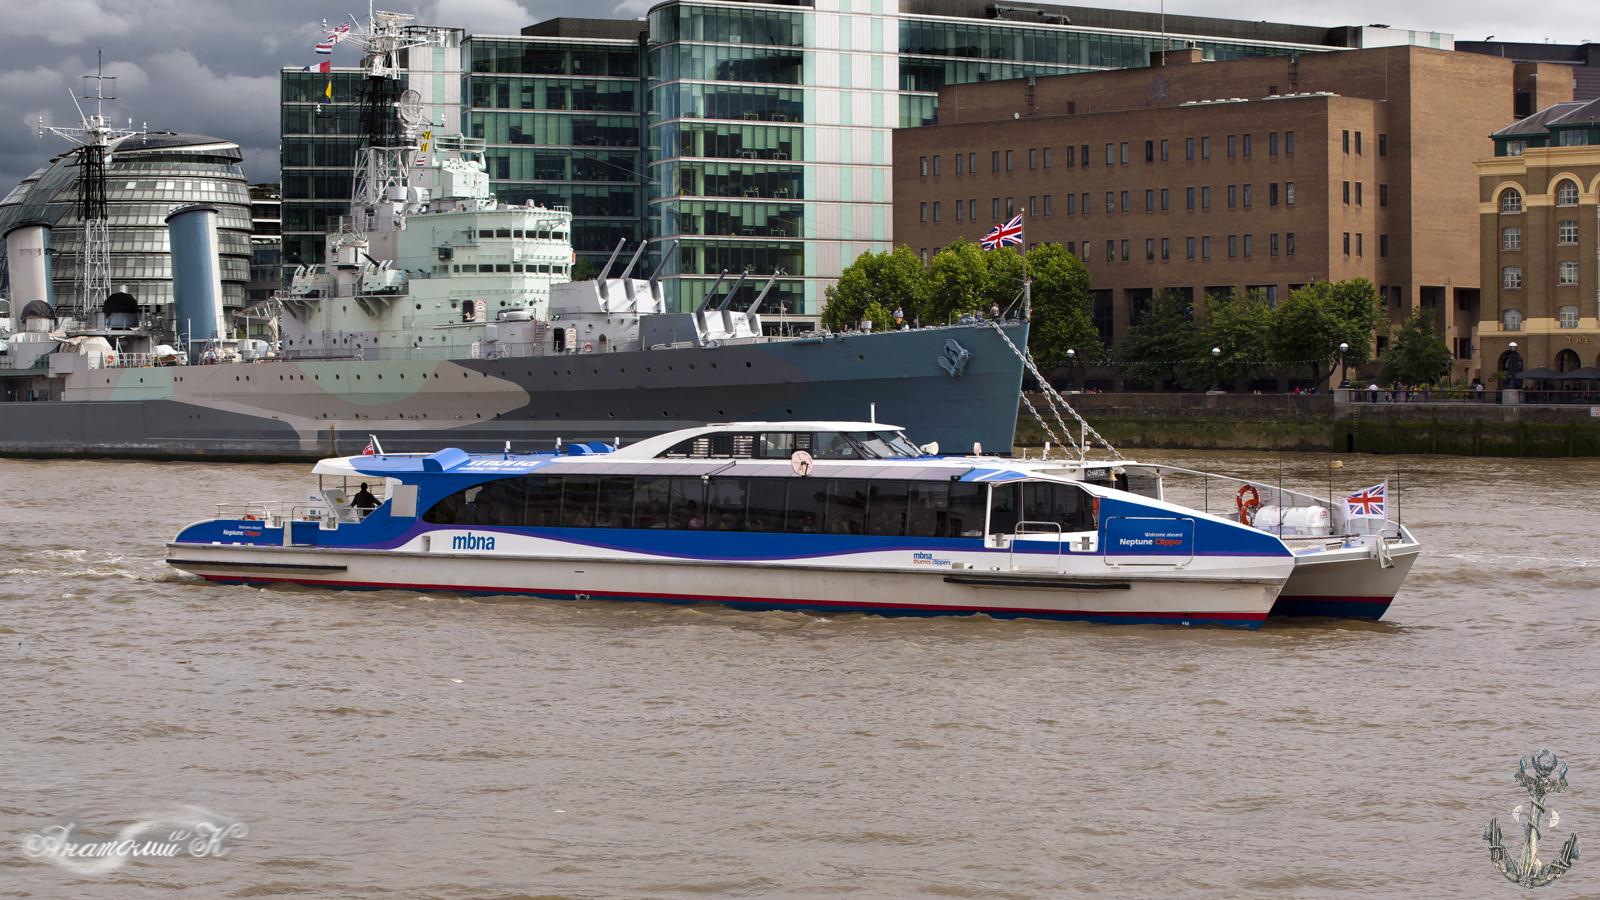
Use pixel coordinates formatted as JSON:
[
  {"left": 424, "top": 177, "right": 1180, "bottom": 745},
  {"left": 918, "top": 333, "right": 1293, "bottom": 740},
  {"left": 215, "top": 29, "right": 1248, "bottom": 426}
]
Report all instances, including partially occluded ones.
[{"left": 351, "top": 482, "right": 380, "bottom": 518}]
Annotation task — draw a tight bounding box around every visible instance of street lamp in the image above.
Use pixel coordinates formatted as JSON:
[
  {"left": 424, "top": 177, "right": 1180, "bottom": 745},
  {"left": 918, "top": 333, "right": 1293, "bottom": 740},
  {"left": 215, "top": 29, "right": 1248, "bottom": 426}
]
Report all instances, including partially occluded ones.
[
  {"left": 1210, "top": 346, "right": 1222, "bottom": 392},
  {"left": 1338, "top": 341, "right": 1350, "bottom": 389},
  {"left": 1065, "top": 348, "right": 1076, "bottom": 392}
]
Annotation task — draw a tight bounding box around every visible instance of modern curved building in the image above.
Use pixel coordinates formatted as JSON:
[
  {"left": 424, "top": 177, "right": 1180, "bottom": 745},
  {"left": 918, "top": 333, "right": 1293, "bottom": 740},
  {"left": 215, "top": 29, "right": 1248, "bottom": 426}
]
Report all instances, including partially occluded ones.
[{"left": 0, "top": 131, "right": 252, "bottom": 335}]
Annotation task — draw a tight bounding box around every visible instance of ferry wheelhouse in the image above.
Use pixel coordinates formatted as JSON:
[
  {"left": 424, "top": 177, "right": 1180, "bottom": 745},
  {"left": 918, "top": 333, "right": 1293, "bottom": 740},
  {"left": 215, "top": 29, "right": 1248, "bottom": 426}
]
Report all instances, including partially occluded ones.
[{"left": 167, "top": 422, "right": 1418, "bottom": 628}]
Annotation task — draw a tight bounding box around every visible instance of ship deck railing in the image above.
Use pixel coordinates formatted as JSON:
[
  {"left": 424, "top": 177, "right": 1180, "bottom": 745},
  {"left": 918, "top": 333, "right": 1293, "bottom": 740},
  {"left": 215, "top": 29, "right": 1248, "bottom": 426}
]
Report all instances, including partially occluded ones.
[{"left": 217, "top": 501, "right": 361, "bottom": 528}]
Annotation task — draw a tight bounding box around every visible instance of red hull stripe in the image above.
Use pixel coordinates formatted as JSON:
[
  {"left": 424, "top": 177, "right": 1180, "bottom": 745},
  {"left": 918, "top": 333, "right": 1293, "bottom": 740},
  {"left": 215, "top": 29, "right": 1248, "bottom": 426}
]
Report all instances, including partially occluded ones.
[{"left": 195, "top": 573, "right": 1267, "bottom": 622}]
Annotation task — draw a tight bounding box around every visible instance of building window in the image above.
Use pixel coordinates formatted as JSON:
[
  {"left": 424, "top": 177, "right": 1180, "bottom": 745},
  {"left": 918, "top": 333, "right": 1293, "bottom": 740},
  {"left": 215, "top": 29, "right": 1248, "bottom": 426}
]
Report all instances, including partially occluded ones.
[
  {"left": 1080, "top": 143, "right": 1089, "bottom": 166},
  {"left": 1270, "top": 233, "right": 1280, "bottom": 257},
  {"left": 1242, "top": 184, "right": 1253, "bottom": 208},
  {"left": 1502, "top": 308, "right": 1522, "bottom": 330},
  {"left": 1106, "top": 192, "right": 1115, "bottom": 214},
  {"left": 1186, "top": 187, "right": 1195, "bottom": 210},
  {"left": 1186, "top": 237, "right": 1196, "bottom": 260},
  {"left": 1343, "top": 233, "right": 1351, "bottom": 256},
  {"left": 1243, "top": 234, "right": 1254, "bottom": 258},
  {"left": 1081, "top": 192, "right": 1089, "bottom": 214},
  {"left": 1501, "top": 189, "right": 1523, "bottom": 214},
  {"left": 1067, "top": 193, "right": 1076, "bottom": 215},
  {"left": 1355, "top": 132, "right": 1363, "bottom": 155},
  {"left": 1106, "top": 143, "right": 1115, "bottom": 165},
  {"left": 1243, "top": 133, "right": 1252, "bottom": 157},
  {"left": 1269, "top": 183, "right": 1279, "bottom": 207},
  {"left": 933, "top": 201, "right": 941, "bottom": 223},
  {"left": 1028, "top": 148, "right": 1037, "bottom": 170},
  {"left": 1120, "top": 142, "right": 1129, "bottom": 164},
  {"left": 1343, "top": 181, "right": 1350, "bottom": 205},
  {"left": 1378, "top": 133, "right": 1388, "bottom": 156},
  {"left": 920, "top": 249, "right": 928, "bottom": 264},
  {"left": 1502, "top": 266, "right": 1522, "bottom": 290},
  {"left": 1379, "top": 184, "right": 1388, "bottom": 208},
  {"left": 1106, "top": 241, "right": 1115, "bottom": 262},
  {"left": 1043, "top": 147, "right": 1051, "bottom": 169},
  {"left": 919, "top": 156, "right": 928, "bottom": 176},
  {"left": 1506, "top": 140, "right": 1526, "bottom": 156},
  {"left": 1202, "top": 236, "right": 1212, "bottom": 259},
  {"left": 992, "top": 150, "right": 1000, "bottom": 173},
  {"left": 919, "top": 202, "right": 927, "bottom": 223},
  {"left": 1160, "top": 139, "right": 1169, "bottom": 161},
  {"left": 1028, "top": 195, "right": 1036, "bottom": 216},
  {"left": 1342, "top": 130, "right": 1350, "bottom": 153},
  {"left": 1005, "top": 150, "right": 1014, "bottom": 171},
  {"left": 1559, "top": 305, "right": 1580, "bottom": 328},
  {"left": 1201, "top": 136, "right": 1211, "bottom": 160},
  {"left": 969, "top": 152, "right": 976, "bottom": 172},
  {"left": 1185, "top": 137, "right": 1195, "bottom": 161},
  {"left": 933, "top": 155, "right": 941, "bottom": 176},
  {"left": 1160, "top": 188, "right": 1169, "bottom": 211},
  {"left": 1120, "top": 190, "right": 1130, "bottom": 213},
  {"left": 969, "top": 199, "right": 977, "bottom": 220},
  {"left": 955, "top": 154, "right": 963, "bottom": 176},
  {"left": 1145, "top": 189, "right": 1154, "bottom": 212},
  {"left": 1201, "top": 186, "right": 1211, "bottom": 210},
  {"left": 1285, "top": 182, "right": 1295, "bottom": 207},
  {"left": 1559, "top": 220, "right": 1579, "bottom": 244},
  {"left": 1559, "top": 261, "right": 1579, "bottom": 285},
  {"left": 1146, "top": 238, "right": 1155, "bottom": 261},
  {"left": 1356, "top": 183, "right": 1363, "bottom": 206},
  {"left": 1503, "top": 227, "right": 1522, "bottom": 250},
  {"left": 1227, "top": 134, "right": 1237, "bottom": 158},
  {"left": 955, "top": 201, "right": 963, "bottom": 222},
  {"left": 1228, "top": 234, "right": 1238, "bottom": 258},
  {"left": 1356, "top": 233, "right": 1363, "bottom": 257},
  {"left": 1560, "top": 130, "right": 1590, "bottom": 147},
  {"left": 1379, "top": 234, "right": 1389, "bottom": 258},
  {"left": 1269, "top": 131, "right": 1278, "bottom": 156},
  {"left": 1557, "top": 181, "right": 1581, "bottom": 206},
  {"left": 993, "top": 197, "right": 1001, "bottom": 219},
  {"left": 1006, "top": 196, "right": 1015, "bottom": 215},
  {"left": 1043, "top": 195, "right": 1052, "bottom": 216},
  {"left": 1286, "top": 232, "right": 1295, "bottom": 257},
  {"left": 1145, "top": 140, "right": 1154, "bottom": 163},
  {"left": 1161, "top": 237, "right": 1170, "bottom": 260},
  {"left": 1286, "top": 131, "right": 1295, "bottom": 155},
  {"left": 1228, "top": 184, "right": 1237, "bottom": 208},
  {"left": 1120, "top": 239, "right": 1129, "bottom": 261}
]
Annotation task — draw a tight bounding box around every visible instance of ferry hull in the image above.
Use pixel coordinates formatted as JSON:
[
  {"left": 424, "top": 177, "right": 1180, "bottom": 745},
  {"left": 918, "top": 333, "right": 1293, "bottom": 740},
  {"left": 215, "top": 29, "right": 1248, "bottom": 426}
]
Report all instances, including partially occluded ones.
[
  {"left": 167, "top": 546, "right": 1283, "bottom": 629},
  {"left": 1272, "top": 541, "right": 1421, "bottom": 620},
  {"left": 0, "top": 324, "right": 1025, "bottom": 460}
]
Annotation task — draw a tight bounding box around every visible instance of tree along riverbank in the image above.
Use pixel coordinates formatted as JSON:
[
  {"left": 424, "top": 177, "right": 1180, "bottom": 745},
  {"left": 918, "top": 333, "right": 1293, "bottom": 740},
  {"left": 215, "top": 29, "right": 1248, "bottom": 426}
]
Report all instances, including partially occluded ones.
[{"left": 1015, "top": 393, "right": 1600, "bottom": 457}]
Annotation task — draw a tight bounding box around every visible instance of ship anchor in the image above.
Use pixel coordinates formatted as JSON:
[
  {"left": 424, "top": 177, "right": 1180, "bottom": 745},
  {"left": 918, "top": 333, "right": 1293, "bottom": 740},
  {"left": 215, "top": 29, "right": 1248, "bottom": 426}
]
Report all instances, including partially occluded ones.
[{"left": 1483, "top": 748, "right": 1580, "bottom": 888}]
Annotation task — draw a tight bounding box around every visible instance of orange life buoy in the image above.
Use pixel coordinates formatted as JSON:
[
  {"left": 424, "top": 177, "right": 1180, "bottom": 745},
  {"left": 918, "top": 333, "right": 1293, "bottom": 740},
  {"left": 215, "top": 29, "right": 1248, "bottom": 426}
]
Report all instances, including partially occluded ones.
[
  {"left": 1235, "top": 484, "right": 1261, "bottom": 524},
  {"left": 105, "top": 353, "right": 117, "bottom": 367}
]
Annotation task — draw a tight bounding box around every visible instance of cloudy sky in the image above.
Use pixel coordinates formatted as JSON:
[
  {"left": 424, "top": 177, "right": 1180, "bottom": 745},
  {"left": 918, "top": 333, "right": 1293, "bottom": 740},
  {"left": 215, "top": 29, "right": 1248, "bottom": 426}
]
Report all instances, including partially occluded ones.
[{"left": 0, "top": 0, "right": 1587, "bottom": 191}]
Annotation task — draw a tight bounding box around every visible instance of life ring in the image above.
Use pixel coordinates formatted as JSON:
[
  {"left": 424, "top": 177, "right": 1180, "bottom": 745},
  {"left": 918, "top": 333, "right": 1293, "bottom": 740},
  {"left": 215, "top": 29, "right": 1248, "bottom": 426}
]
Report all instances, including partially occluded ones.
[
  {"left": 1235, "top": 484, "right": 1261, "bottom": 524},
  {"left": 105, "top": 354, "right": 117, "bottom": 367}
]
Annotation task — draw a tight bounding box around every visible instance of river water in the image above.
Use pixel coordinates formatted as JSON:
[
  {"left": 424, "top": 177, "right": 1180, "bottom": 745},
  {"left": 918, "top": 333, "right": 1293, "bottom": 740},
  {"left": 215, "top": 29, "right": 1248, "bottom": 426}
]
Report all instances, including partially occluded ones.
[{"left": 2, "top": 451, "right": 1596, "bottom": 898}]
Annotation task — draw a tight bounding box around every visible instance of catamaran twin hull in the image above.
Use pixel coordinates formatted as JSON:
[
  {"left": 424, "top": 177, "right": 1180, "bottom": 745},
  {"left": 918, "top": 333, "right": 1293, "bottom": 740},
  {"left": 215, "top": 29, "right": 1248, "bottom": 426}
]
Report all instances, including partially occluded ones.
[{"left": 0, "top": 323, "right": 1026, "bottom": 460}]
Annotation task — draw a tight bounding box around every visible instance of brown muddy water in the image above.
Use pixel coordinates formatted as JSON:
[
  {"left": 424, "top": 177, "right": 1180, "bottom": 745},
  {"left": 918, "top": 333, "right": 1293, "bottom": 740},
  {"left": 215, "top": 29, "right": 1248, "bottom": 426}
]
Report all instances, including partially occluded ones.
[{"left": 2, "top": 451, "right": 1596, "bottom": 898}]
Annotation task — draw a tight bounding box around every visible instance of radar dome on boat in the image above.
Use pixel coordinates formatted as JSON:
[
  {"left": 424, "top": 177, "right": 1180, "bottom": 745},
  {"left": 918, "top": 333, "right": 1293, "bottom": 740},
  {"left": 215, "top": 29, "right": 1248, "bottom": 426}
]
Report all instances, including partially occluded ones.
[{"left": 19, "top": 300, "right": 55, "bottom": 322}]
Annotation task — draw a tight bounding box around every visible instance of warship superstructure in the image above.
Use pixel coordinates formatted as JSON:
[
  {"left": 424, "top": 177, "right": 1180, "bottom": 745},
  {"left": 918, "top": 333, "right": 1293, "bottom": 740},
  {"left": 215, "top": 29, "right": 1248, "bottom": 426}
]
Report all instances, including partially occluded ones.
[{"left": 0, "top": 10, "right": 1028, "bottom": 460}]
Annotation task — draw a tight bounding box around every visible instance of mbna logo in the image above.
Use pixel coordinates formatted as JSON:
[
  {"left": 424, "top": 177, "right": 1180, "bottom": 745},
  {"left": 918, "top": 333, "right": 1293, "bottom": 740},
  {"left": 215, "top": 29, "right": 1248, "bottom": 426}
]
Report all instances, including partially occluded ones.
[{"left": 452, "top": 533, "right": 496, "bottom": 551}]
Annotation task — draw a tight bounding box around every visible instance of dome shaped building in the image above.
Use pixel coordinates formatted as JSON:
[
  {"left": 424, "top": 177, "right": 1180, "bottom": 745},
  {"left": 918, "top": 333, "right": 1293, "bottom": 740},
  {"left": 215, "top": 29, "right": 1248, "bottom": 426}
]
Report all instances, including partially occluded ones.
[{"left": 0, "top": 131, "right": 252, "bottom": 337}]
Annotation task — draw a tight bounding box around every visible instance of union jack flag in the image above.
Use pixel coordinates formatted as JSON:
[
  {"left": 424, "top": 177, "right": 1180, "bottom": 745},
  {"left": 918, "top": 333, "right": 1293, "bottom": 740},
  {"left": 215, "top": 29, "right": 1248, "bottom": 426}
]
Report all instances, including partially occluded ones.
[
  {"left": 361, "top": 439, "right": 376, "bottom": 456},
  {"left": 1345, "top": 481, "right": 1387, "bottom": 519},
  {"left": 980, "top": 214, "right": 1023, "bottom": 250}
]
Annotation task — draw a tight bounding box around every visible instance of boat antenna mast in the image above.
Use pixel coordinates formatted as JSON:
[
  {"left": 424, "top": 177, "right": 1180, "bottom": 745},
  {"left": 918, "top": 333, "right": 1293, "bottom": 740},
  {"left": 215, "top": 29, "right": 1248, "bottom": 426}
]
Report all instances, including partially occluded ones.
[
  {"left": 38, "top": 49, "right": 147, "bottom": 325},
  {"left": 331, "top": 4, "right": 444, "bottom": 236}
]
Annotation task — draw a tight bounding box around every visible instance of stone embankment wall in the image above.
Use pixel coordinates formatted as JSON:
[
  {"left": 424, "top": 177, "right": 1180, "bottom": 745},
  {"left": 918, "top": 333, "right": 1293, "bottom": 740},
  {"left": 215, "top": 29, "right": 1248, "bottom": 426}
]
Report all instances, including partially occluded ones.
[{"left": 1018, "top": 393, "right": 1600, "bottom": 457}]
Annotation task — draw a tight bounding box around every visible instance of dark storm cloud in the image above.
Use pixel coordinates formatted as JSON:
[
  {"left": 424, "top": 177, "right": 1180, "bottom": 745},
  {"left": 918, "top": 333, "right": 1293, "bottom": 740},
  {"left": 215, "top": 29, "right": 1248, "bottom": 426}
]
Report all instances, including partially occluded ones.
[{"left": 0, "top": 0, "right": 1580, "bottom": 192}]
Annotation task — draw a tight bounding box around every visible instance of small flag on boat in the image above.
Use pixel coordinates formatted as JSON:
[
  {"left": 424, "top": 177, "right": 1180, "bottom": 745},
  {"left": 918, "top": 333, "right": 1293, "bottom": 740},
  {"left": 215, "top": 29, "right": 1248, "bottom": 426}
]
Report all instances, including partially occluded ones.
[
  {"left": 331, "top": 22, "right": 351, "bottom": 41},
  {"left": 362, "top": 434, "right": 383, "bottom": 456},
  {"left": 361, "top": 440, "right": 375, "bottom": 456},
  {"left": 980, "top": 214, "right": 1023, "bottom": 250},
  {"left": 1345, "top": 481, "right": 1387, "bottom": 518}
]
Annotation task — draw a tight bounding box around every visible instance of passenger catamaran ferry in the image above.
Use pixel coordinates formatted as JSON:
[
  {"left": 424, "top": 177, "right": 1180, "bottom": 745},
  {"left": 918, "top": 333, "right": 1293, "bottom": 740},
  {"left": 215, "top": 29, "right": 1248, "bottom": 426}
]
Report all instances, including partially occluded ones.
[{"left": 166, "top": 421, "right": 1421, "bottom": 627}]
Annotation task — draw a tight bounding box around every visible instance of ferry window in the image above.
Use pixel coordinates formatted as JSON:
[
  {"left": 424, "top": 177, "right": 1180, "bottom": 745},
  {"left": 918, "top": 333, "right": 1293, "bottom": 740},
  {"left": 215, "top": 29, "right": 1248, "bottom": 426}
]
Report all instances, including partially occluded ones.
[
  {"left": 988, "top": 483, "right": 1021, "bottom": 535},
  {"left": 946, "top": 484, "right": 987, "bottom": 538},
  {"left": 706, "top": 478, "right": 748, "bottom": 530},
  {"left": 497, "top": 264, "right": 511, "bottom": 273},
  {"left": 907, "top": 483, "right": 945, "bottom": 537},
  {"left": 560, "top": 475, "right": 599, "bottom": 527},
  {"left": 825, "top": 479, "right": 870, "bottom": 534},
  {"left": 1022, "top": 482, "right": 1094, "bottom": 532},
  {"left": 812, "top": 432, "right": 859, "bottom": 460},
  {"left": 867, "top": 482, "right": 910, "bottom": 536},
  {"left": 526, "top": 476, "right": 562, "bottom": 526},
  {"left": 477, "top": 478, "right": 528, "bottom": 525},
  {"left": 595, "top": 476, "right": 634, "bottom": 527},
  {"left": 422, "top": 483, "right": 485, "bottom": 525},
  {"left": 496, "top": 229, "right": 511, "bottom": 238},
  {"left": 758, "top": 432, "right": 795, "bottom": 458},
  {"left": 785, "top": 481, "right": 823, "bottom": 533},
  {"left": 669, "top": 477, "right": 706, "bottom": 529},
  {"left": 513, "top": 230, "right": 524, "bottom": 238},
  {"left": 632, "top": 476, "right": 671, "bottom": 528},
  {"left": 745, "top": 479, "right": 787, "bottom": 531},
  {"left": 858, "top": 430, "right": 921, "bottom": 458}
]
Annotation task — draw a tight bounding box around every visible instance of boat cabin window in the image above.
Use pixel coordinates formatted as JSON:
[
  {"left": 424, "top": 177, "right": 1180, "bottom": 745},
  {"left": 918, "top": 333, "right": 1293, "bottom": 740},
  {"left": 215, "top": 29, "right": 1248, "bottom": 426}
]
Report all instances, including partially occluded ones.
[
  {"left": 421, "top": 475, "right": 987, "bottom": 538},
  {"left": 988, "top": 481, "right": 1097, "bottom": 535},
  {"left": 659, "top": 430, "right": 922, "bottom": 460}
]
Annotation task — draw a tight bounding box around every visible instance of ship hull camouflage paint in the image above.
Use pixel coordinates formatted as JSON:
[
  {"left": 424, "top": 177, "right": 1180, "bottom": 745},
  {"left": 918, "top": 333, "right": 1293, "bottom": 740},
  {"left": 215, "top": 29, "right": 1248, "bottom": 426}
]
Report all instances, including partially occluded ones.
[{"left": 0, "top": 323, "right": 1026, "bottom": 459}]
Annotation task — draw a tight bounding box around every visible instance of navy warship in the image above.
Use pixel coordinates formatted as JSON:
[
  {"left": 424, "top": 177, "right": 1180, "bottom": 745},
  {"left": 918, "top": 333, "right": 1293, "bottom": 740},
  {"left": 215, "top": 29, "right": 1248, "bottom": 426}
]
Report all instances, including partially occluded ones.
[{"left": 0, "top": 11, "right": 1026, "bottom": 460}]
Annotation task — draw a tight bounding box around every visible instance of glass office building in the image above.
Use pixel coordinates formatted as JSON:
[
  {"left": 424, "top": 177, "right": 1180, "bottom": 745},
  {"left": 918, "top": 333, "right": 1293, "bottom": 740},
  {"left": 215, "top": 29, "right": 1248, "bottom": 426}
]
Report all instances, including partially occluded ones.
[{"left": 277, "top": 3, "right": 1356, "bottom": 318}]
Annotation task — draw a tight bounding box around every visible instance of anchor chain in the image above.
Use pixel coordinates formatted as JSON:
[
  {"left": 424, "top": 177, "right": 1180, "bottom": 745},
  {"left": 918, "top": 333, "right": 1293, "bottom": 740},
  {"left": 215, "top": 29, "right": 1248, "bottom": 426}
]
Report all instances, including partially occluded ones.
[{"left": 987, "top": 322, "right": 1123, "bottom": 460}]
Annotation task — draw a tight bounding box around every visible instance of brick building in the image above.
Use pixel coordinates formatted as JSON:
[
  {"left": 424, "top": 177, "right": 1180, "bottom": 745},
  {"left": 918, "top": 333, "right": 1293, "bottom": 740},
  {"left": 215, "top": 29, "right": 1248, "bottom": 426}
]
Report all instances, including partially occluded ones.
[
  {"left": 893, "top": 46, "right": 1574, "bottom": 381},
  {"left": 1476, "top": 100, "right": 1600, "bottom": 381}
]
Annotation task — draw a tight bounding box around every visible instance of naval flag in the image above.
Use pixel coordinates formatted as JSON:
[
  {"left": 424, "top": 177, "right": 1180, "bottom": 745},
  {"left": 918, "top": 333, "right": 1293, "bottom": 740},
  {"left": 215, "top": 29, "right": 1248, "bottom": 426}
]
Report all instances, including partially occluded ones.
[
  {"left": 1345, "top": 481, "right": 1387, "bottom": 519},
  {"left": 980, "top": 214, "right": 1023, "bottom": 250}
]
